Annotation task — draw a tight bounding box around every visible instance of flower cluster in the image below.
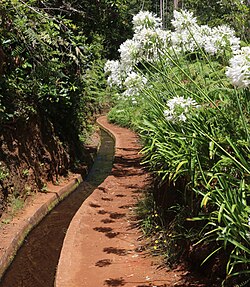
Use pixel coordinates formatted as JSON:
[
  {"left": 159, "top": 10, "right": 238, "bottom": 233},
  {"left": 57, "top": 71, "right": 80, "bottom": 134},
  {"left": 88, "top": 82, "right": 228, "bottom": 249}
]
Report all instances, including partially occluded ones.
[
  {"left": 105, "top": 10, "right": 248, "bottom": 96},
  {"left": 105, "top": 11, "right": 172, "bottom": 92},
  {"left": 105, "top": 11, "right": 167, "bottom": 94},
  {"left": 132, "top": 11, "right": 161, "bottom": 33},
  {"left": 164, "top": 96, "right": 199, "bottom": 123},
  {"left": 119, "top": 13, "right": 170, "bottom": 68},
  {"left": 171, "top": 10, "right": 198, "bottom": 31},
  {"left": 123, "top": 71, "right": 148, "bottom": 97},
  {"left": 134, "top": 28, "right": 170, "bottom": 62},
  {"left": 225, "top": 46, "right": 250, "bottom": 88},
  {"left": 170, "top": 10, "right": 240, "bottom": 55},
  {"left": 104, "top": 60, "right": 124, "bottom": 87},
  {"left": 203, "top": 25, "right": 240, "bottom": 55},
  {"left": 119, "top": 39, "right": 141, "bottom": 70}
]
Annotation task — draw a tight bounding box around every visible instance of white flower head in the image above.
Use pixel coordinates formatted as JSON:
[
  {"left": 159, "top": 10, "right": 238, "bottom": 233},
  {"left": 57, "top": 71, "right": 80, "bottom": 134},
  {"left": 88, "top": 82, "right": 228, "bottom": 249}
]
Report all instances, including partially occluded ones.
[
  {"left": 133, "top": 11, "right": 162, "bottom": 32},
  {"left": 171, "top": 27, "right": 199, "bottom": 53},
  {"left": 104, "top": 60, "right": 124, "bottom": 87},
  {"left": 226, "top": 46, "right": 250, "bottom": 88},
  {"left": 123, "top": 71, "right": 148, "bottom": 97},
  {"left": 119, "top": 39, "right": 141, "bottom": 71},
  {"left": 203, "top": 25, "right": 240, "bottom": 55},
  {"left": 131, "top": 97, "right": 138, "bottom": 105},
  {"left": 164, "top": 96, "right": 199, "bottom": 123},
  {"left": 171, "top": 10, "right": 198, "bottom": 31},
  {"left": 133, "top": 28, "right": 170, "bottom": 62},
  {"left": 169, "top": 10, "right": 240, "bottom": 56}
]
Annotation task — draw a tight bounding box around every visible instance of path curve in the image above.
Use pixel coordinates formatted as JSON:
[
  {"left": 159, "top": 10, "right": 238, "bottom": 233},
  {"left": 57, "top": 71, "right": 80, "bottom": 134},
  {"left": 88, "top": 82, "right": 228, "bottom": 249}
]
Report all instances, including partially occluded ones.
[{"left": 55, "top": 116, "right": 191, "bottom": 287}]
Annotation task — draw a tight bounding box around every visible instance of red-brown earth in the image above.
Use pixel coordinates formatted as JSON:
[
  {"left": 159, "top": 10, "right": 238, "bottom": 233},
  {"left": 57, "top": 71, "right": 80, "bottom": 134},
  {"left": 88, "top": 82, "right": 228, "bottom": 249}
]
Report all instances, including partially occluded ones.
[
  {"left": 0, "top": 116, "right": 218, "bottom": 287},
  {"left": 55, "top": 116, "right": 215, "bottom": 287}
]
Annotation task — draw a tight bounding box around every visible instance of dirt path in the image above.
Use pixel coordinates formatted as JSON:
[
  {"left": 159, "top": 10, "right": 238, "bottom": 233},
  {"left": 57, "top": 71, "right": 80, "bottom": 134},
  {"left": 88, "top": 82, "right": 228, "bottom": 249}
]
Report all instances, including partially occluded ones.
[{"left": 55, "top": 116, "right": 207, "bottom": 287}]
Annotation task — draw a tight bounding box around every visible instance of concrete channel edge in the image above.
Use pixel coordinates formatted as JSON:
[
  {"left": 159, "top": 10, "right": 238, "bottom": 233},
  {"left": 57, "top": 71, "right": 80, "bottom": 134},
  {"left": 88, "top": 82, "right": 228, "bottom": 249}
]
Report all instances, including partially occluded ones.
[
  {"left": 0, "top": 174, "right": 83, "bottom": 280},
  {"left": 0, "top": 115, "right": 114, "bottom": 281}
]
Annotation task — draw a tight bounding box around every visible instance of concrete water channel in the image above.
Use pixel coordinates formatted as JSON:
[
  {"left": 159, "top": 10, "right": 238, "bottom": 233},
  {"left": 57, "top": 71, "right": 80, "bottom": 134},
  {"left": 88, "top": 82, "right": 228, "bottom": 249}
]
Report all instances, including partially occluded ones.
[{"left": 0, "top": 129, "right": 114, "bottom": 287}]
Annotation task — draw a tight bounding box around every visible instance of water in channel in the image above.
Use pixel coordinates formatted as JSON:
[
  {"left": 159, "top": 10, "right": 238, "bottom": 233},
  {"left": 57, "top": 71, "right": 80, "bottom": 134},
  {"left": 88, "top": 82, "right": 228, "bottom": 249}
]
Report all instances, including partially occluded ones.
[{"left": 0, "top": 129, "right": 114, "bottom": 287}]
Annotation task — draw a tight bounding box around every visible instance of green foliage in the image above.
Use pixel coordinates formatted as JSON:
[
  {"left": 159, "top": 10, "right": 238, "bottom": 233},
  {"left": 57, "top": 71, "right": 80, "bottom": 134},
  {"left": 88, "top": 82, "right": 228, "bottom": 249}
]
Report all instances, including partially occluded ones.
[
  {"left": 108, "top": 100, "right": 142, "bottom": 129},
  {"left": 192, "top": 177, "right": 250, "bottom": 284},
  {"left": 136, "top": 191, "right": 197, "bottom": 266},
  {"left": 0, "top": 0, "right": 108, "bottom": 160},
  {"left": 183, "top": 0, "right": 250, "bottom": 41},
  {"left": 40, "top": 0, "right": 141, "bottom": 58},
  {"left": 135, "top": 191, "right": 156, "bottom": 235},
  {"left": 136, "top": 51, "right": 250, "bottom": 283},
  {"left": 0, "top": 163, "right": 9, "bottom": 182}
]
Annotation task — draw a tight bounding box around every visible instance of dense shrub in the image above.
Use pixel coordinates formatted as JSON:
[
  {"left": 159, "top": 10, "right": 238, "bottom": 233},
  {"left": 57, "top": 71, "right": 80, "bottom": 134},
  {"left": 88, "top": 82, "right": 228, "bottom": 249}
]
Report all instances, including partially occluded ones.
[{"left": 0, "top": 0, "right": 108, "bottom": 149}]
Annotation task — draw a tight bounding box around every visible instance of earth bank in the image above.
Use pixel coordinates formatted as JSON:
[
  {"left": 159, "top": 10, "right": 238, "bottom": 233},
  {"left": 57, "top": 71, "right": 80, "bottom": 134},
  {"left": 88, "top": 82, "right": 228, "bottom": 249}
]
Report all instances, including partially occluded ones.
[{"left": 0, "top": 113, "right": 96, "bottom": 219}]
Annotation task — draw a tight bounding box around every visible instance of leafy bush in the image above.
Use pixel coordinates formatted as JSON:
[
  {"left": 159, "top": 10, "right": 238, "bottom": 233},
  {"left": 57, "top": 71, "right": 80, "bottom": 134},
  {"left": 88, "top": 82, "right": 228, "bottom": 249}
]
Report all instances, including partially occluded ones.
[{"left": 0, "top": 0, "right": 107, "bottom": 154}]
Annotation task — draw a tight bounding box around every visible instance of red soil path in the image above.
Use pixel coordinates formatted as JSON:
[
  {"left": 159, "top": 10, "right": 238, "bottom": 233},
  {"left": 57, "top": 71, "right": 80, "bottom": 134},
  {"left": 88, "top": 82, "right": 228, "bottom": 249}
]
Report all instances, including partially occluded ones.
[{"left": 55, "top": 116, "right": 207, "bottom": 287}]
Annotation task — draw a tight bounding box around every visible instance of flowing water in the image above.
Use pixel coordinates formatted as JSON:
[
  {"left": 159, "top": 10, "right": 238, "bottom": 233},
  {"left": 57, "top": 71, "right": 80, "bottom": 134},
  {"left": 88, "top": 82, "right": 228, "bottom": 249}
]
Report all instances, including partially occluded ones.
[{"left": 0, "top": 129, "right": 114, "bottom": 287}]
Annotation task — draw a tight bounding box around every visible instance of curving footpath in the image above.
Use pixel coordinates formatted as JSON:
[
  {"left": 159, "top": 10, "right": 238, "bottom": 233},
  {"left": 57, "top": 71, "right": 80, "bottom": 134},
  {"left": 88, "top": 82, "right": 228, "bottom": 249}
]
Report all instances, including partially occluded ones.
[{"left": 55, "top": 116, "right": 186, "bottom": 287}]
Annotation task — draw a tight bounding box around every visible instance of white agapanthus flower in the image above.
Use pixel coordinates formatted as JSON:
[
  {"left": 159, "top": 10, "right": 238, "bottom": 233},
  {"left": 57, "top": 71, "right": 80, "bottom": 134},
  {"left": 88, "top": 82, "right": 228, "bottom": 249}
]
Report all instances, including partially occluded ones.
[
  {"left": 131, "top": 97, "right": 138, "bottom": 104},
  {"left": 170, "top": 10, "right": 240, "bottom": 56},
  {"left": 225, "top": 46, "right": 250, "bottom": 88},
  {"left": 132, "top": 11, "right": 162, "bottom": 33},
  {"left": 171, "top": 10, "right": 198, "bottom": 31},
  {"left": 164, "top": 96, "right": 199, "bottom": 123},
  {"left": 170, "top": 10, "right": 200, "bottom": 52},
  {"left": 105, "top": 10, "right": 244, "bottom": 92},
  {"left": 123, "top": 71, "right": 148, "bottom": 97},
  {"left": 133, "top": 28, "right": 170, "bottom": 62},
  {"left": 119, "top": 39, "right": 141, "bottom": 71},
  {"left": 104, "top": 60, "right": 124, "bottom": 87},
  {"left": 203, "top": 25, "right": 240, "bottom": 55},
  {"left": 171, "top": 28, "right": 198, "bottom": 53}
]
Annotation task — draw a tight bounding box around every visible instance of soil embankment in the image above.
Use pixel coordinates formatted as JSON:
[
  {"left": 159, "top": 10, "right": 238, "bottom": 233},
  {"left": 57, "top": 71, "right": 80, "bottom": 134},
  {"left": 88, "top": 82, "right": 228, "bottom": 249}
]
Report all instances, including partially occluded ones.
[
  {"left": 0, "top": 129, "right": 114, "bottom": 286},
  {"left": 0, "top": 114, "right": 98, "bottom": 280},
  {"left": 0, "top": 114, "right": 92, "bottom": 218}
]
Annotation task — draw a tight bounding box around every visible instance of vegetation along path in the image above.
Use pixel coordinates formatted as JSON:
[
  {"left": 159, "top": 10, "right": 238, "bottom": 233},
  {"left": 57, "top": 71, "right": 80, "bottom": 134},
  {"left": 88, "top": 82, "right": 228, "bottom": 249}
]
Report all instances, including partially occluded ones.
[{"left": 55, "top": 116, "right": 210, "bottom": 287}]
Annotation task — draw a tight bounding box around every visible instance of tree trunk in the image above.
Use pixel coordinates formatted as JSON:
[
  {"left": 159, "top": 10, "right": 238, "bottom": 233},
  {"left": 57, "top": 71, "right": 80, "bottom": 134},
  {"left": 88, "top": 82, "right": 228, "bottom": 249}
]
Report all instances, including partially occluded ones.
[
  {"left": 174, "top": 0, "right": 178, "bottom": 9},
  {"left": 160, "top": 0, "right": 163, "bottom": 24}
]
